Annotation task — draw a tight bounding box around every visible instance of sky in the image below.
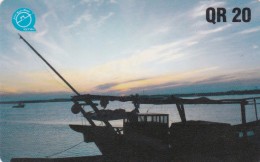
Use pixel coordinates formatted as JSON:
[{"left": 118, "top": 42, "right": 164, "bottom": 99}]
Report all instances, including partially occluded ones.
[{"left": 0, "top": 0, "right": 259, "bottom": 96}]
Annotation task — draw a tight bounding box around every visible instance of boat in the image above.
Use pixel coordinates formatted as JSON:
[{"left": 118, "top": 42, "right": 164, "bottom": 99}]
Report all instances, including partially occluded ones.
[
  {"left": 12, "top": 102, "right": 25, "bottom": 108},
  {"left": 4, "top": 34, "right": 260, "bottom": 161},
  {"left": 68, "top": 95, "right": 260, "bottom": 161}
]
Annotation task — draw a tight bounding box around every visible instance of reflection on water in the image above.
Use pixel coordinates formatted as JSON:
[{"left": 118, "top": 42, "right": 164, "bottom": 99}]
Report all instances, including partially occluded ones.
[{"left": 0, "top": 94, "right": 259, "bottom": 162}]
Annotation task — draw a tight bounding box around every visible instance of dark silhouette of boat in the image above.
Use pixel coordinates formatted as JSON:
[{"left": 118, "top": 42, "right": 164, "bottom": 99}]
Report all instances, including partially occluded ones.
[
  {"left": 6, "top": 34, "right": 260, "bottom": 161},
  {"left": 12, "top": 102, "right": 25, "bottom": 108},
  {"left": 66, "top": 95, "right": 260, "bottom": 161}
]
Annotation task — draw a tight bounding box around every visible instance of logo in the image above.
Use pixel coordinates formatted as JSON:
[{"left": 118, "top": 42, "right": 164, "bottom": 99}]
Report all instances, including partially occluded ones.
[{"left": 12, "top": 8, "right": 36, "bottom": 31}]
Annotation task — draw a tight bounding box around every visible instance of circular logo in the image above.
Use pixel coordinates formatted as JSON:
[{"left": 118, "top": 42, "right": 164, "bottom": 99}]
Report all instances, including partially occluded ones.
[{"left": 12, "top": 8, "right": 36, "bottom": 31}]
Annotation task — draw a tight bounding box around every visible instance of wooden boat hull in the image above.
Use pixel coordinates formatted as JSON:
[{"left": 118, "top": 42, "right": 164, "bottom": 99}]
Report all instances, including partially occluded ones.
[
  {"left": 70, "top": 120, "right": 260, "bottom": 161},
  {"left": 69, "top": 124, "right": 170, "bottom": 160}
]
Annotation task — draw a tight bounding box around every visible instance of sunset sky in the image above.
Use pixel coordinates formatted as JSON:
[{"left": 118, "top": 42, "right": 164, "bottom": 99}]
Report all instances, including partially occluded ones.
[{"left": 0, "top": 0, "right": 259, "bottom": 95}]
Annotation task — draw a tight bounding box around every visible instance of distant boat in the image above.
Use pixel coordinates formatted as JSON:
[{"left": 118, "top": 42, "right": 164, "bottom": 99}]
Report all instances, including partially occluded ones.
[{"left": 12, "top": 102, "right": 25, "bottom": 108}]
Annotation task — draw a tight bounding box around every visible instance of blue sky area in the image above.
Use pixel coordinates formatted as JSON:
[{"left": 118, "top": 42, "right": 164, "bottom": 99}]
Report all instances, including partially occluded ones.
[{"left": 0, "top": 0, "right": 259, "bottom": 96}]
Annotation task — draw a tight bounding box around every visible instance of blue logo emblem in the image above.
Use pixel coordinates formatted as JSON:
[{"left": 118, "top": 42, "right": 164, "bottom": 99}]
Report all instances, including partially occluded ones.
[{"left": 12, "top": 8, "right": 36, "bottom": 31}]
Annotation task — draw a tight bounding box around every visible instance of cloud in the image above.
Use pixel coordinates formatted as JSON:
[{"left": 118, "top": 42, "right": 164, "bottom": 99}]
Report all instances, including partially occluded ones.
[
  {"left": 95, "top": 83, "right": 118, "bottom": 90},
  {"left": 238, "top": 26, "right": 260, "bottom": 34},
  {"left": 110, "top": 0, "right": 117, "bottom": 3},
  {"left": 0, "top": 51, "right": 22, "bottom": 67},
  {"left": 64, "top": 10, "right": 113, "bottom": 32},
  {"left": 1, "top": 0, "right": 259, "bottom": 95},
  {"left": 23, "top": 10, "right": 68, "bottom": 61},
  {"left": 199, "top": 24, "right": 231, "bottom": 35},
  {"left": 0, "top": 0, "right": 4, "bottom": 5},
  {"left": 191, "top": 1, "right": 226, "bottom": 18},
  {"left": 105, "top": 68, "right": 260, "bottom": 94},
  {"left": 30, "top": 33, "right": 67, "bottom": 60},
  {"left": 66, "top": 12, "right": 92, "bottom": 29},
  {"left": 89, "top": 67, "right": 219, "bottom": 93},
  {"left": 66, "top": 20, "right": 234, "bottom": 92},
  {"left": 97, "top": 12, "right": 114, "bottom": 27},
  {"left": 250, "top": 0, "right": 260, "bottom": 4},
  {"left": 87, "top": 66, "right": 260, "bottom": 94},
  {"left": 80, "top": 0, "right": 103, "bottom": 5},
  {"left": 95, "top": 78, "right": 148, "bottom": 90}
]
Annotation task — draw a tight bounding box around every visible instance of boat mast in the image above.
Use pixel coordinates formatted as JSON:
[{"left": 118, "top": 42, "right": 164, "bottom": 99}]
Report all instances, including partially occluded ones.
[
  {"left": 18, "top": 34, "right": 114, "bottom": 129},
  {"left": 18, "top": 34, "right": 80, "bottom": 95}
]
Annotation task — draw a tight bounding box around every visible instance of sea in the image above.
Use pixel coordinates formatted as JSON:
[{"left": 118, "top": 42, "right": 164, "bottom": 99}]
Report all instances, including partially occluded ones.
[{"left": 0, "top": 94, "right": 260, "bottom": 162}]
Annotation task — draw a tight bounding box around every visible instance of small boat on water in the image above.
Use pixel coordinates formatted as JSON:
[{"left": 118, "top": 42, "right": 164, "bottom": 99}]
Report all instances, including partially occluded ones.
[
  {"left": 5, "top": 35, "right": 260, "bottom": 161},
  {"left": 12, "top": 102, "right": 25, "bottom": 108}
]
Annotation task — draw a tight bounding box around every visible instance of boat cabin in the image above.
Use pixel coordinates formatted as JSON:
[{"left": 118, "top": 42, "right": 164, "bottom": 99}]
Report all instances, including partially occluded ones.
[{"left": 123, "top": 113, "right": 169, "bottom": 140}]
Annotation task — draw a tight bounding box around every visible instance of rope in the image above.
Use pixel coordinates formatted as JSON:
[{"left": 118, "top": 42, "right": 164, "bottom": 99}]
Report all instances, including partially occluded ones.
[
  {"left": 146, "top": 104, "right": 155, "bottom": 113},
  {"left": 45, "top": 141, "right": 84, "bottom": 158},
  {"left": 146, "top": 107, "right": 150, "bottom": 113},
  {"left": 99, "top": 121, "right": 104, "bottom": 126}
]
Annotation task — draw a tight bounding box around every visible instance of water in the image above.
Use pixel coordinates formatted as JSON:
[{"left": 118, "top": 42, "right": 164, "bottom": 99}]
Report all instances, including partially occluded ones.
[{"left": 0, "top": 94, "right": 260, "bottom": 162}]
